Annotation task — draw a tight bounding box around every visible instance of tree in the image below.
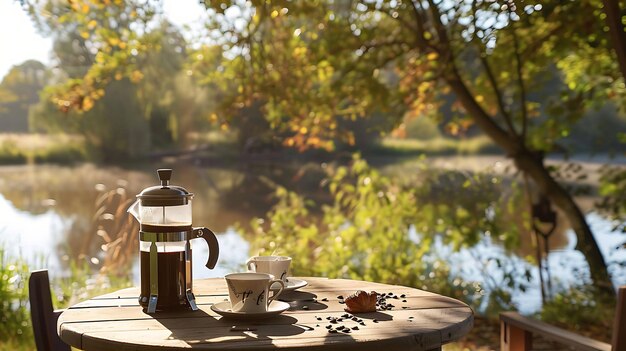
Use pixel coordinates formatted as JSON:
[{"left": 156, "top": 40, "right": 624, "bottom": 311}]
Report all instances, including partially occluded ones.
[
  {"left": 193, "top": 0, "right": 621, "bottom": 295},
  {"left": 0, "top": 60, "right": 49, "bottom": 132},
  {"left": 25, "top": 1, "right": 212, "bottom": 159}
]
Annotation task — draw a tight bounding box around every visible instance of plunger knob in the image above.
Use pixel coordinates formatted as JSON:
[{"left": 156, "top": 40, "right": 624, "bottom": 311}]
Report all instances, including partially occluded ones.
[{"left": 157, "top": 169, "right": 172, "bottom": 187}]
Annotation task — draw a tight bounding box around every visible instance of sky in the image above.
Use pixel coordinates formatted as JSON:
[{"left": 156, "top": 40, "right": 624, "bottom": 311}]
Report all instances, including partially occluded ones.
[{"left": 0, "top": 0, "right": 207, "bottom": 81}]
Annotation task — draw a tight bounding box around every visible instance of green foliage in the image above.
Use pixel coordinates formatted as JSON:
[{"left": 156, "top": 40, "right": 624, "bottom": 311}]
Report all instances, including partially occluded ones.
[
  {"left": 540, "top": 284, "right": 614, "bottom": 342},
  {"left": 0, "top": 246, "right": 32, "bottom": 347},
  {"left": 247, "top": 155, "right": 529, "bottom": 309},
  {"left": 596, "top": 164, "right": 626, "bottom": 232},
  {"left": 248, "top": 156, "right": 469, "bottom": 298}
]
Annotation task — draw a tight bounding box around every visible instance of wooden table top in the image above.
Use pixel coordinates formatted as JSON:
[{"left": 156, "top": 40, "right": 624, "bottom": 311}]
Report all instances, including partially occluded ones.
[{"left": 57, "top": 277, "right": 473, "bottom": 351}]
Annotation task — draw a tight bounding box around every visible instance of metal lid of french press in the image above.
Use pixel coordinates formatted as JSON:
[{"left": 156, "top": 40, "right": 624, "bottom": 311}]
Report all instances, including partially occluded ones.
[{"left": 136, "top": 169, "right": 193, "bottom": 206}]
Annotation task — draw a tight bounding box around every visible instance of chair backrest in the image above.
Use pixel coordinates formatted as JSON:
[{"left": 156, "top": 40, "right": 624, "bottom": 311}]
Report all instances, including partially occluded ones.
[
  {"left": 29, "top": 270, "right": 70, "bottom": 351},
  {"left": 613, "top": 286, "right": 626, "bottom": 351}
]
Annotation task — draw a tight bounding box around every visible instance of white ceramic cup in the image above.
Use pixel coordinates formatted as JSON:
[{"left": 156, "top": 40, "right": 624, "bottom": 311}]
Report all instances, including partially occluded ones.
[
  {"left": 224, "top": 272, "right": 285, "bottom": 313},
  {"left": 246, "top": 256, "right": 292, "bottom": 283}
]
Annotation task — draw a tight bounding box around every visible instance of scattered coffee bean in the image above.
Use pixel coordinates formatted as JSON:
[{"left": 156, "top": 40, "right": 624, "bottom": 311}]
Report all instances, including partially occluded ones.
[
  {"left": 326, "top": 317, "right": 332, "bottom": 320},
  {"left": 336, "top": 325, "right": 345, "bottom": 330},
  {"left": 326, "top": 325, "right": 332, "bottom": 329},
  {"left": 359, "top": 322, "right": 366, "bottom": 326},
  {"left": 351, "top": 317, "right": 358, "bottom": 321},
  {"left": 337, "top": 295, "right": 344, "bottom": 299},
  {"left": 352, "top": 326, "right": 359, "bottom": 330},
  {"left": 330, "top": 319, "right": 338, "bottom": 324},
  {"left": 321, "top": 297, "right": 328, "bottom": 302},
  {"left": 316, "top": 317, "right": 322, "bottom": 321},
  {"left": 400, "top": 294, "right": 406, "bottom": 298},
  {"left": 342, "top": 313, "right": 350, "bottom": 318},
  {"left": 393, "top": 295, "right": 399, "bottom": 299},
  {"left": 402, "top": 299, "right": 407, "bottom": 302},
  {"left": 328, "top": 329, "right": 338, "bottom": 333},
  {"left": 402, "top": 307, "right": 408, "bottom": 309},
  {"left": 408, "top": 316, "right": 414, "bottom": 319},
  {"left": 316, "top": 324, "right": 320, "bottom": 327},
  {"left": 337, "top": 318, "right": 343, "bottom": 322},
  {"left": 342, "top": 329, "right": 351, "bottom": 333},
  {"left": 338, "top": 300, "right": 345, "bottom": 304}
]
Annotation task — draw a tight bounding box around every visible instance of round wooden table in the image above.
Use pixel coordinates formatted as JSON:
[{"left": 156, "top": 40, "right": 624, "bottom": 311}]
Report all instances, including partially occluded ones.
[{"left": 58, "top": 277, "right": 473, "bottom": 351}]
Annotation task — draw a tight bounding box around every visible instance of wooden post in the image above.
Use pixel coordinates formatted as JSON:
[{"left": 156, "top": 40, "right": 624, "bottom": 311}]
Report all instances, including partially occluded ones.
[
  {"left": 501, "top": 319, "right": 532, "bottom": 351},
  {"left": 613, "top": 286, "right": 626, "bottom": 351}
]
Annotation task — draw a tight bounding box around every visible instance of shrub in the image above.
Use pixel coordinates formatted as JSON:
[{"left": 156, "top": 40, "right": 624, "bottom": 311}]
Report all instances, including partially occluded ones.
[{"left": 0, "top": 246, "right": 32, "bottom": 348}]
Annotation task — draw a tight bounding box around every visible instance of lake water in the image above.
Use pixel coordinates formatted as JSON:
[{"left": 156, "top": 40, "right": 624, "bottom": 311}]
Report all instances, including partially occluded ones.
[{"left": 0, "top": 158, "right": 624, "bottom": 314}]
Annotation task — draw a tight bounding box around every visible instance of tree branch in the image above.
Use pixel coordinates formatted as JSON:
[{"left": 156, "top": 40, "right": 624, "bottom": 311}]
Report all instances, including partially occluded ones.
[
  {"left": 408, "top": 0, "right": 436, "bottom": 53},
  {"left": 510, "top": 16, "right": 528, "bottom": 140},
  {"left": 376, "top": 8, "right": 417, "bottom": 35},
  {"left": 602, "top": 0, "right": 626, "bottom": 84},
  {"left": 468, "top": 0, "right": 516, "bottom": 136}
]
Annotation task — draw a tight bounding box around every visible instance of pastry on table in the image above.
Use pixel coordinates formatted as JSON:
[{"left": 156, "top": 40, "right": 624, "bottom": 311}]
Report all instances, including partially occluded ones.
[{"left": 344, "top": 290, "right": 377, "bottom": 313}]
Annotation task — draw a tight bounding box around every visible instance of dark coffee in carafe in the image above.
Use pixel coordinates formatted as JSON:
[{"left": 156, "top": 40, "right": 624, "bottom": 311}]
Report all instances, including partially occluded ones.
[{"left": 139, "top": 250, "right": 191, "bottom": 310}]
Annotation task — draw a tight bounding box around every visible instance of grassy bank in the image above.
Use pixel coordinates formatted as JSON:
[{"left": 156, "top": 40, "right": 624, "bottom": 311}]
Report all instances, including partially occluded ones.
[
  {"left": 370, "top": 135, "right": 500, "bottom": 156},
  {"left": 0, "top": 134, "right": 88, "bottom": 165}
]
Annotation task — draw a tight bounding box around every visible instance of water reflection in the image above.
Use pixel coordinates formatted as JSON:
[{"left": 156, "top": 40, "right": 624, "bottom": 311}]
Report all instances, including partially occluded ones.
[{"left": 0, "top": 163, "right": 322, "bottom": 276}]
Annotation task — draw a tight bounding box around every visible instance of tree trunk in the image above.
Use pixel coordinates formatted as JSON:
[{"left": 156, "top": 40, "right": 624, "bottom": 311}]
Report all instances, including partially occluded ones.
[
  {"left": 444, "top": 68, "right": 616, "bottom": 296},
  {"left": 602, "top": 0, "right": 626, "bottom": 84},
  {"left": 514, "top": 150, "right": 615, "bottom": 296}
]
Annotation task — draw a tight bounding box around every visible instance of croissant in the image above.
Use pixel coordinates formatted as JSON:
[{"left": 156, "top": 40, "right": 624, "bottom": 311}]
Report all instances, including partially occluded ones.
[{"left": 344, "top": 290, "right": 377, "bottom": 313}]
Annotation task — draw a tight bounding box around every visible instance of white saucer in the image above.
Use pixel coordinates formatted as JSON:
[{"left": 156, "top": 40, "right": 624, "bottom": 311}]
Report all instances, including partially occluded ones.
[
  {"left": 284, "top": 278, "right": 307, "bottom": 291},
  {"left": 270, "top": 278, "right": 308, "bottom": 292},
  {"left": 211, "top": 301, "right": 290, "bottom": 320}
]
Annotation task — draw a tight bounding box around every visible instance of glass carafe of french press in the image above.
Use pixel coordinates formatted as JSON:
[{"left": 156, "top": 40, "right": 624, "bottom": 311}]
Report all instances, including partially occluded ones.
[{"left": 128, "top": 169, "right": 219, "bottom": 313}]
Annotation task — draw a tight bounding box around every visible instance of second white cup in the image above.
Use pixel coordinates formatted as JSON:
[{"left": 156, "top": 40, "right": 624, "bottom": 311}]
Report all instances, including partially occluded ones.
[{"left": 246, "top": 256, "right": 292, "bottom": 283}]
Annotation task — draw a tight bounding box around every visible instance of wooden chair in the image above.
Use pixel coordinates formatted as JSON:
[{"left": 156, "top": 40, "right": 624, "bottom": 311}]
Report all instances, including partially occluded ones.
[
  {"left": 29, "top": 270, "right": 70, "bottom": 351},
  {"left": 500, "top": 286, "right": 626, "bottom": 351}
]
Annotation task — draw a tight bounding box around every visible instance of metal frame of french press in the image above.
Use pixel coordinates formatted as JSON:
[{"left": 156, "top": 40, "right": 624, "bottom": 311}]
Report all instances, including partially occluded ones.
[{"left": 139, "top": 230, "right": 201, "bottom": 313}]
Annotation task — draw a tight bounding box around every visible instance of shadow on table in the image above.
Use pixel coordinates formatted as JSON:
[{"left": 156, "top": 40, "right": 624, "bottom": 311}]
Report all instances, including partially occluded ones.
[
  {"left": 279, "top": 291, "right": 329, "bottom": 312},
  {"left": 150, "top": 307, "right": 309, "bottom": 347},
  {"left": 354, "top": 311, "right": 393, "bottom": 322}
]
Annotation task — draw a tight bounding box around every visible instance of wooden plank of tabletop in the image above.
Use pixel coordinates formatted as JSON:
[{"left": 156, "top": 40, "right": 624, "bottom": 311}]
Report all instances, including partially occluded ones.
[
  {"left": 90, "top": 277, "right": 427, "bottom": 299},
  {"left": 70, "top": 290, "right": 458, "bottom": 311},
  {"left": 61, "top": 296, "right": 468, "bottom": 324}
]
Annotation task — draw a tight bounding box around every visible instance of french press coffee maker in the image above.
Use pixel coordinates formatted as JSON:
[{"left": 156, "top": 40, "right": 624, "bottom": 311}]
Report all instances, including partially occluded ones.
[{"left": 128, "top": 169, "right": 219, "bottom": 313}]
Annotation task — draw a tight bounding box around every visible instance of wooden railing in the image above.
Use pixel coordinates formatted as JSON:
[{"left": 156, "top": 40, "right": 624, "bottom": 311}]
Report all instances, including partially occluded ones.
[{"left": 500, "top": 286, "right": 626, "bottom": 351}]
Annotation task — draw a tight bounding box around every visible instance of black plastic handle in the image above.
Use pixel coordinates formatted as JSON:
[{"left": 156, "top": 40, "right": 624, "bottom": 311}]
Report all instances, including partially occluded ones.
[{"left": 192, "top": 227, "right": 219, "bottom": 269}]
